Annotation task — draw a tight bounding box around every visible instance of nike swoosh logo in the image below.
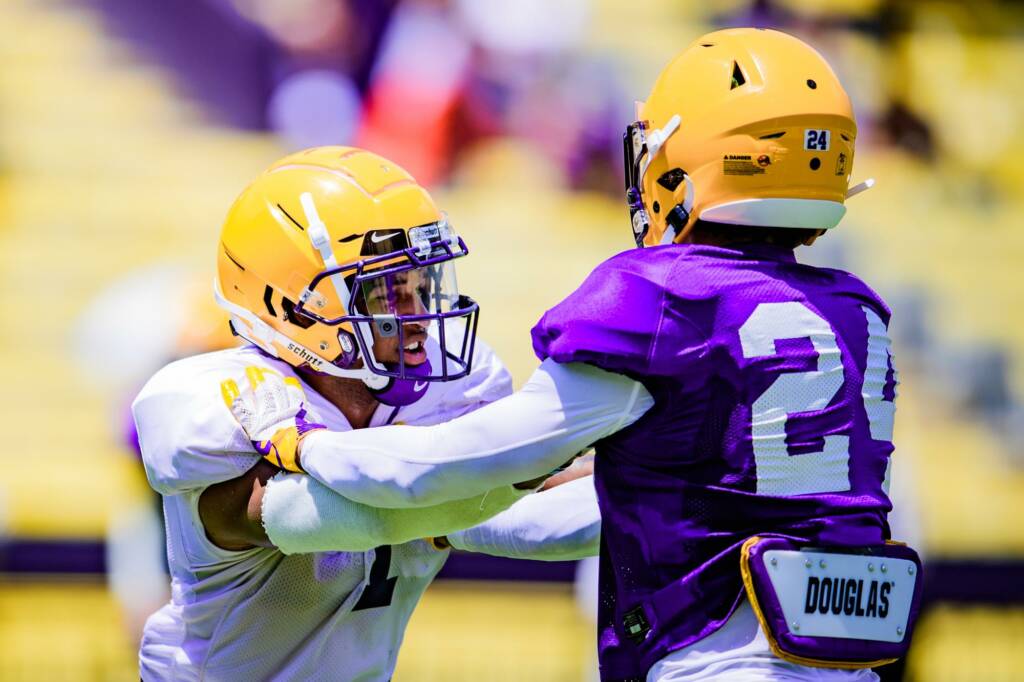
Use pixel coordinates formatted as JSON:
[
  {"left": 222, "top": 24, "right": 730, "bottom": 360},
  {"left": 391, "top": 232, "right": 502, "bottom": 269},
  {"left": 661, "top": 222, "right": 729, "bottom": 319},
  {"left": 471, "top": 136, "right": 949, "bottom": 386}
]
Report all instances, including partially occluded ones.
[
  {"left": 413, "top": 381, "right": 427, "bottom": 392},
  {"left": 371, "top": 231, "right": 401, "bottom": 243}
]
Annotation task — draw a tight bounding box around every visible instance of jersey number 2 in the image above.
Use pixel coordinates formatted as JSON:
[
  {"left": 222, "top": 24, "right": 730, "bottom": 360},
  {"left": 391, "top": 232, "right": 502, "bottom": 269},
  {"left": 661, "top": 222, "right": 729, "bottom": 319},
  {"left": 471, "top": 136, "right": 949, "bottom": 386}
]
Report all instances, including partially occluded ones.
[{"left": 738, "top": 302, "right": 894, "bottom": 496}]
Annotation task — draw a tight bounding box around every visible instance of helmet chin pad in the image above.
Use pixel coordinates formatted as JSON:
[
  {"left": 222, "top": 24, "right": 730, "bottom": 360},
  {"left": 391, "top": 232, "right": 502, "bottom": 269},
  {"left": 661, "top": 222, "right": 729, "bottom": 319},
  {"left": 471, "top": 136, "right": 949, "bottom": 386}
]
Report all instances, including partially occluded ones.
[{"left": 366, "top": 357, "right": 433, "bottom": 406}]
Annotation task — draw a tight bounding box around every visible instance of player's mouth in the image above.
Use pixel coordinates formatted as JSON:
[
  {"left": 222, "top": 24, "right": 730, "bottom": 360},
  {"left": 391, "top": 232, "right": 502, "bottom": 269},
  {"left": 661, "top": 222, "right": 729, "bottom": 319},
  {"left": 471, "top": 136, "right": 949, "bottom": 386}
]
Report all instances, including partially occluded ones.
[{"left": 402, "top": 338, "right": 427, "bottom": 365}]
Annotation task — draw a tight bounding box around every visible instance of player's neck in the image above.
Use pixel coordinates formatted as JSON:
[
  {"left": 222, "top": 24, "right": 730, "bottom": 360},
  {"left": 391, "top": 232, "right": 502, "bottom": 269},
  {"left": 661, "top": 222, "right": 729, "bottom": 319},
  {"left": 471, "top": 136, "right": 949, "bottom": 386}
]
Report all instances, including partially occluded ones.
[
  {"left": 682, "top": 232, "right": 761, "bottom": 248},
  {"left": 296, "top": 370, "right": 380, "bottom": 430}
]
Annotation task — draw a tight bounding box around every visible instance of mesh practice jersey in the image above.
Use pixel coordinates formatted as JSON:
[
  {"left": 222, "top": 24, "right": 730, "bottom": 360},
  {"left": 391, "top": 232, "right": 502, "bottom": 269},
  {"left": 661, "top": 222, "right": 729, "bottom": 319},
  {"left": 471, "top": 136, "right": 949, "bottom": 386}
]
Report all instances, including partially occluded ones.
[
  {"left": 133, "top": 340, "right": 511, "bottom": 681},
  {"left": 532, "top": 243, "right": 897, "bottom": 678}
]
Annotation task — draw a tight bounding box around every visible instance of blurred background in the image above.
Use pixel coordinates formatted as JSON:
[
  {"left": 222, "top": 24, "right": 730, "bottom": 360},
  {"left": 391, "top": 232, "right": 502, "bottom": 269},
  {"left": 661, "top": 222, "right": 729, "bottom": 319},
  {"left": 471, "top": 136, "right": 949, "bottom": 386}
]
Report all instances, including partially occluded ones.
[{"left": 0, "top": 0, "right": 1022, "bottom": 680}]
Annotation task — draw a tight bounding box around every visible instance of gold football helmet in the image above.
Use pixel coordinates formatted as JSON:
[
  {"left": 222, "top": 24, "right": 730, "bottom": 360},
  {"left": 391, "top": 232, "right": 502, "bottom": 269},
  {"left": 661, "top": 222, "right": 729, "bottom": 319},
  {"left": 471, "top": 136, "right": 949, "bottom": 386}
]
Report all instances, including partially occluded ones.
[
  {"left": 624, "top": 28, "right": 873, "bottom": 247},
  {"left": 214, "top": 147, "right": 477, "bottom": 395}
]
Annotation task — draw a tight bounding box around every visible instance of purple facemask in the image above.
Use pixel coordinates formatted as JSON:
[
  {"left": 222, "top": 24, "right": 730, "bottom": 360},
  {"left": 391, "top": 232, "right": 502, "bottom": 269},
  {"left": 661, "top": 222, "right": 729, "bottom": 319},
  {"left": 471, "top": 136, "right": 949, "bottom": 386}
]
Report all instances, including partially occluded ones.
[
  {"left": 367, "top": 357, "right": 433, "bottom": 406},
  {"left": 293, "top": 223, "right": 479, "bottom": 384}
]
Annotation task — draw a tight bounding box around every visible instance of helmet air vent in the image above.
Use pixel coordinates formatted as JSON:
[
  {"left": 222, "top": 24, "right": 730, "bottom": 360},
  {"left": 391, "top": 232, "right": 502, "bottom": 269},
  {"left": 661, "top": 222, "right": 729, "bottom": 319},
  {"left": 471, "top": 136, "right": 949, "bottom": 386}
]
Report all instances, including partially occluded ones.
[
  {"left": 263, "top": 285, "right": 277, "bottom": 317},
  {"left": 282, "top": 297, "right": 316, "bottom": 329},
  {"left": 701, "top": 43, "right": 715, "bottom": 47},
  {"left": 730, "top": 62, "right": 746, "bottom": 89},
  {"left": 759, "top": 131, "right": 786, "bottom": 139}
]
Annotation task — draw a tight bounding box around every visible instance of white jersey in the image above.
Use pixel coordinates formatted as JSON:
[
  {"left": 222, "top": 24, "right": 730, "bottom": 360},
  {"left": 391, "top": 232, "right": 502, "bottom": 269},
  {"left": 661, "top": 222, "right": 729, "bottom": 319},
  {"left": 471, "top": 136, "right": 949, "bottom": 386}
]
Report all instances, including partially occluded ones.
[{"left": 133, "top": 340, "right": 511, "bottom": 681}]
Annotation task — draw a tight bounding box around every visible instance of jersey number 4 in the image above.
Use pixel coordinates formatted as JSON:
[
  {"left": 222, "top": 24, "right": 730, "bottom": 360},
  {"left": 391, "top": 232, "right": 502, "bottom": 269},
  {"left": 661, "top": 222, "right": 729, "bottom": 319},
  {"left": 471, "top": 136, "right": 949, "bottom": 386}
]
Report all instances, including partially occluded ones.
[{"left": 739, "top": 302, "right": 895, "bottom": 497}]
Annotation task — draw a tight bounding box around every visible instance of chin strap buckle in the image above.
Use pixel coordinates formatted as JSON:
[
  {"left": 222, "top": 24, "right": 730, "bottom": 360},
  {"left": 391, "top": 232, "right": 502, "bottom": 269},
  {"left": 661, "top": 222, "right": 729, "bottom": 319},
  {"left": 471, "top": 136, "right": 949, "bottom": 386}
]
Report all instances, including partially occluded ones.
[
  {"left": 661, "top": 172, "right": 696, "bottom": 245},
  {"left": 661, "top": 204, "right": 690, "bottom": 245}
]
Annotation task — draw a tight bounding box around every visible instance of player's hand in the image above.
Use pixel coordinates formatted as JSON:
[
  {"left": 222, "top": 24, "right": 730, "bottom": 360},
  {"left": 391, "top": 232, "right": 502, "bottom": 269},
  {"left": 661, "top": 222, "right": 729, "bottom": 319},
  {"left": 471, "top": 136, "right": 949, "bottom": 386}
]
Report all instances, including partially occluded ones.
[
  {"left": 513, "top": 450, "right": 594, "bottom": 491},
  {"left": 220, "top": 367, "right": 326, "bottom": 473},
  {"left": 538, "top": 452, "right": 595, "bottom": 491}
]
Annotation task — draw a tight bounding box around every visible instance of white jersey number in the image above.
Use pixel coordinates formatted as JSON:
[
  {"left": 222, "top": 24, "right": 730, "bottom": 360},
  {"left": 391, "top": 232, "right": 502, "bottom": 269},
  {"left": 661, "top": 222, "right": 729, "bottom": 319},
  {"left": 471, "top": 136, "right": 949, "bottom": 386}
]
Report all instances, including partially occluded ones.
[{"left": 739, "top": 302, "right": 895, "bottom": 497}]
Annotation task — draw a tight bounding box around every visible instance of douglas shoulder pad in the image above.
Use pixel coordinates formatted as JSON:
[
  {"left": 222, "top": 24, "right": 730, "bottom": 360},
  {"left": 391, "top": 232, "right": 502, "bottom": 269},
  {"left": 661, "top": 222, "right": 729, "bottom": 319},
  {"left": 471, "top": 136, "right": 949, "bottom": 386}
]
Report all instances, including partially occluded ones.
[{"left": 740, "top": 536, "right": 923, "bottom": 669}]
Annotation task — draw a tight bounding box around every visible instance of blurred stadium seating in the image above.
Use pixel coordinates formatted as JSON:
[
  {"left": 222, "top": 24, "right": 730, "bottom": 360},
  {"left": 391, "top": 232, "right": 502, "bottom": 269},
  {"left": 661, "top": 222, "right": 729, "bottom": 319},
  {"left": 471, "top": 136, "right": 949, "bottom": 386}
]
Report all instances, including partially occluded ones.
[{"left": 1, "top": 1, "right": 1023, "bottom": 680}]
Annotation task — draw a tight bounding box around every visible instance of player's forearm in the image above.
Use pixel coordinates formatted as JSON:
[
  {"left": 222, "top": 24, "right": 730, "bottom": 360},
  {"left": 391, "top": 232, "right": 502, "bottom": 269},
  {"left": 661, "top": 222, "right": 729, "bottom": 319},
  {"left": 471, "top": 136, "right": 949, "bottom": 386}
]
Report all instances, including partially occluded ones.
[
  {"left": 260, "top": 473, "right": 527, "bottom": 554},
  {"left": 299, "top": 360, "right": 654, "bottom": 508},
  {"left": 447, "top": 475, "right": 601, "bottom": 561}
]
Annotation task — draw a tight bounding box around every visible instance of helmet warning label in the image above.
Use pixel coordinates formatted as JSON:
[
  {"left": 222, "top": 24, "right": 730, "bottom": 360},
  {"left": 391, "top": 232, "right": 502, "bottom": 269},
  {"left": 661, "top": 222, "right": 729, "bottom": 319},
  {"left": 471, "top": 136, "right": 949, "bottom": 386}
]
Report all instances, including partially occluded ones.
[{"left": 723, "top": 154, "right": 767, "bottom": 176}]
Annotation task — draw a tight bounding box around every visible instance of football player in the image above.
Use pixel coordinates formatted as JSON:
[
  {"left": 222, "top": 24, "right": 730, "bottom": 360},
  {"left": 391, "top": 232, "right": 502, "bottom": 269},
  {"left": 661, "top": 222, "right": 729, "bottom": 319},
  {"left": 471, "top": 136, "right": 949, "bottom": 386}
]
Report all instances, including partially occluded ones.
[
  {"left": 233, "top": 30, "right": 923, "bottom": 681},
  {"left": 132, "top": 148, "right": 625, "bottom": 681}
]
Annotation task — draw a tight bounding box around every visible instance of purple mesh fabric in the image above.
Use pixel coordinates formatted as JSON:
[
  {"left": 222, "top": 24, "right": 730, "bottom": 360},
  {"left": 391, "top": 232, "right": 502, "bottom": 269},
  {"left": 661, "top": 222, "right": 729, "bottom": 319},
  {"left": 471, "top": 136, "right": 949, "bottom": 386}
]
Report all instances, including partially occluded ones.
[{"left": 532, "top": 243, "right": 897, "bottom": 678}]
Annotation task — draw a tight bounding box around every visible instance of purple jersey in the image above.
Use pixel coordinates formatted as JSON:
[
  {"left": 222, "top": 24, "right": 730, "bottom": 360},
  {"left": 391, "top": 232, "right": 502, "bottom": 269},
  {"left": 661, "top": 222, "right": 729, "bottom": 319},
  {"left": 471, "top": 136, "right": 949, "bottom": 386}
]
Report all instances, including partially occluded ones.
[{"left": 532, "top": 243, "right": 897, "bottom": 680}]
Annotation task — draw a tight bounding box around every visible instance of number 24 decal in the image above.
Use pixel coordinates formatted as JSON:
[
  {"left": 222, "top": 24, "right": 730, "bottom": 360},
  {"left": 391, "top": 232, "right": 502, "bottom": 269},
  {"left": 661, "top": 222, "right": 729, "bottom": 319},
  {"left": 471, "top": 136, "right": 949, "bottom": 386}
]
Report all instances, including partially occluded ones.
[
  {"left": 804, "top": 128, "right": 831, "bottom": 151},
  {"left": 739, "top": 302, "right": 895, "bottom": 496}
]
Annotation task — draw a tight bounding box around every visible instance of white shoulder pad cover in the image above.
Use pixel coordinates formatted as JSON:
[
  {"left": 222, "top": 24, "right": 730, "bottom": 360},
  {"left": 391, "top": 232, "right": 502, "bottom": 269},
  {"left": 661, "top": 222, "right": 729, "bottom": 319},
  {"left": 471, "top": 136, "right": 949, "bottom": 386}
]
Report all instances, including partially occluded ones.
[{"left": 131, "top": 347, "right": 273, "bottom": 495}]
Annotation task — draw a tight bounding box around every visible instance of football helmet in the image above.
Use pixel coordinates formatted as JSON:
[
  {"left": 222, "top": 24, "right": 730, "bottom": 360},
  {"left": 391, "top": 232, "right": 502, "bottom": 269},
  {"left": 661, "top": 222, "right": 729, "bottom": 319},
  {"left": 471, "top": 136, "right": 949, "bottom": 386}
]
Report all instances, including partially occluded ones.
[
  {"left": 214, "top": 147, "right": 478, "bottom": 404},
  {"left": 624, "top": 28, "right": 873, "bottom": 247}
]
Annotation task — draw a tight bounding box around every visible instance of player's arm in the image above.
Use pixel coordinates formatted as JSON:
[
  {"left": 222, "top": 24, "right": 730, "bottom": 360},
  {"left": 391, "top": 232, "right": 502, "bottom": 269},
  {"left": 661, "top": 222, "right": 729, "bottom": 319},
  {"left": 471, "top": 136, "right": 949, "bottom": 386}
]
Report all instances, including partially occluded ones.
[
  {"left": 294, "top": 359, "right": 653, "bottom": 508},
  {"left": 251, "top": 461, "right": 596, "bottom": 556},
  {"left": 197, "top": 458, "right": 532, "bottom": 553},
  {"left": 258, "top": 474, "right": 528, "bottom": 553},
  {"left": 441, "top": 473, "right": 601, "bottom": 562},
  {"left": 224, "top": 258, "right": 662, "bottom": 510},
  {"left": 198, "top": 460, "right": 278, "bottom": 550}
]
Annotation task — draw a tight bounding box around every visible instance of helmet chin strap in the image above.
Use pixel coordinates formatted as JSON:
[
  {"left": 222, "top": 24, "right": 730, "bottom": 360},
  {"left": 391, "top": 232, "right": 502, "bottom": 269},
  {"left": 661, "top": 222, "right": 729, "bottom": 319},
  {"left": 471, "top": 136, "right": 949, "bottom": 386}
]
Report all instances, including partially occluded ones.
[
  {"left": 640, "top": 114, "right": 681, "bottom": 182},
  {"left": 632, "top": 114, "right": 683, "bottom": 247},
  {"left": 661, "top": 172, "right": 696, "bottom": 245},
  {"left": 212, "top": 277, "right": 388, "bottom": 387}
]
